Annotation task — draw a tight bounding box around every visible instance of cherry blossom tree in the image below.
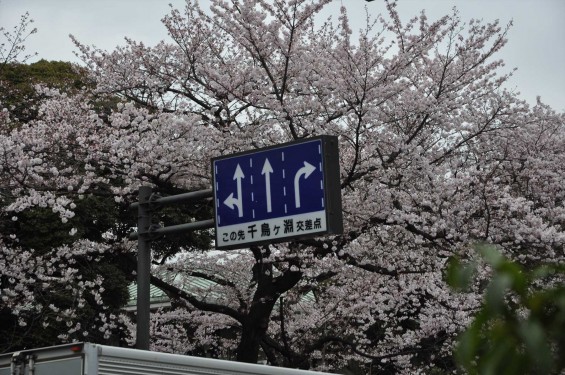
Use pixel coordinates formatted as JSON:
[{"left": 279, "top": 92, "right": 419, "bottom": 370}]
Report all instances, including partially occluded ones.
[
  {"left": 0, "top": 11, "right": 37, "bottom": 69},
  {"left": 1, "top": 0, "right": 563, "bottom": 373}
]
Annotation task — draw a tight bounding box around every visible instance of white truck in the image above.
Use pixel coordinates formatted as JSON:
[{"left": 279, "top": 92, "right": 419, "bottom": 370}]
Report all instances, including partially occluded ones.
[{"left": 0, "top": 342, "right": 335, "bottom": 375}]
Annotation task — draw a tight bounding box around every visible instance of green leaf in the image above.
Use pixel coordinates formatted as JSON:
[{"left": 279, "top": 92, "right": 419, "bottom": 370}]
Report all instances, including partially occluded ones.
[
  {"left": 476, "top": 243, "right": 504, "bottom": 268},
  {"left": 445, "top": 256, "right": 476, "bottom": 292},
  {"left": 518, "top": 319, "right": 553, "bottom": 374},
  {"left": 485, "top": 273, "right": 513, "bottom": 315}
]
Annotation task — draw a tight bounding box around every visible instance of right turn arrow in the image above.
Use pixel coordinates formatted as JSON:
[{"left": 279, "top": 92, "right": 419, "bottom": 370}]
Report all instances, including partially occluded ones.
[{"left": 294, "top": 161, "right": 316, "bottom": 208}]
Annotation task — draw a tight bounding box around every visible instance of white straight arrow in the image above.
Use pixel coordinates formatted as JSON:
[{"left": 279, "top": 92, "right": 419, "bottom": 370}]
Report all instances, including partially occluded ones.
[
  {"left": 261, "top": 158, "right": 273, "bottom": 212},
  {"left": 294, "top": 161, "right": 316, "bottom": 208},
  {"left": 224, "top": 164, "right": 244, "bottom": 217}
]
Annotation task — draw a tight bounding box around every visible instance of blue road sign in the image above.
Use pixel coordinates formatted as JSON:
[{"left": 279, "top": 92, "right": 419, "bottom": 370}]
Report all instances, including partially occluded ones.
[{"left": 212, "top": 136, "right": 342, "bottom": 249}]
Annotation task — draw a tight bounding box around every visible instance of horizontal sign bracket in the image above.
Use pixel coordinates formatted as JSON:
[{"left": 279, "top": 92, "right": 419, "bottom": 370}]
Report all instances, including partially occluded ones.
[
  {"left": 130, "top": 219, "right": 215, "bottom": 240},
  {"left": 129, "top": 189, "right": 213, "bottom": 210}
]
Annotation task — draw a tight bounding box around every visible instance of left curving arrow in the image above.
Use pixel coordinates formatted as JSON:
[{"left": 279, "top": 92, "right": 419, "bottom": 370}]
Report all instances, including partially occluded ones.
[{"left": 224, "top": 164, "right": 244, "bottom": 217}]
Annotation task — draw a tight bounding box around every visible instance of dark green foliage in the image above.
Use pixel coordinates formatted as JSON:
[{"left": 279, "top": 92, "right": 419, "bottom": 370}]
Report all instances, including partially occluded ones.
[
  {"left": 447, "top": 244, "right": 565, "bottom": 375},
  {"left": 10, "top": 207, "right": 76, "bottom": 251},
  {"left": 4, "top": 193, "right": 121, "bottom": 252},
  {"left": 72, "top": 194, "right": 121, "bottom": 242},
  {"left": 0, "top": 60, "right": 89, "bottom": 125}
]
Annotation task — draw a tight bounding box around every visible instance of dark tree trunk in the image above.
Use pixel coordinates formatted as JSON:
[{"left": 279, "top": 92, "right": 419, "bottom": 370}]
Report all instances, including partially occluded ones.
[
  {"left": 236, "top": 295, "right": 276, "bottom": 363},
  {"left": 236, "top": 246, "right": 302, "bottom": 363}
]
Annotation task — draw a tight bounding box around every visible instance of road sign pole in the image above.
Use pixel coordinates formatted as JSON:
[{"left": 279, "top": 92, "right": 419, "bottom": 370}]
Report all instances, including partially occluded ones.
[
  {"left": 131, "top": 187, "right": 214, "bottom": 350},
  {"left": 136, "top": 185, "right": 153, "bottom": 350}
]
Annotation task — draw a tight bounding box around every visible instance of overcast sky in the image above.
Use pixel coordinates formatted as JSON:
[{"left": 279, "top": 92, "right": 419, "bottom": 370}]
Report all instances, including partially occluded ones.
[{"left": 1, "top": 0, "right": 563, "bottom": 111}]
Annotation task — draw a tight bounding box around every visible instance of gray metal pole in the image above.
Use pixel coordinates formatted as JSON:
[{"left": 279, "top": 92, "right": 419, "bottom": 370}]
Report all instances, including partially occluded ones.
[{"left": 136, "top": 186, "right": 153, "bottom": 350}]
